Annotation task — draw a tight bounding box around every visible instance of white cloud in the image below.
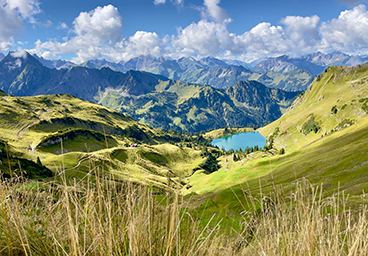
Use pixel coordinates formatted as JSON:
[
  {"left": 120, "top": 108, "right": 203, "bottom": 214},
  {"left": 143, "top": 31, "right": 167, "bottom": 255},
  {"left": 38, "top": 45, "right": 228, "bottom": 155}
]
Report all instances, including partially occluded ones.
[
  {"left": 281, "top": 15, "right": 320, "bottom": 47},
  {"left": 175, "top": 0, "right": 184, "bottom": 5},
  {"left": 153, "top": 0, "right": 183, "bottom": 6},
  {"left": 112, "top": 31, "right": 167, "bottom": 61},
  {"left": 58, "top": 22, "right": 68, "bottom": 30},
  {"left": 73, "top": 5, "right": 123, "bottom": 44},
  {"left": 27, "top": 3, "right": 368, "bottom": 63},
  {"left": 234, "top": 23, "right": 291, "bottom": 60},
  {"left": 32, "top": 5, "right": 124, "bottom": 62},
  {"left": 170, "top": 15, "right": 322, "bottom": 61},
  {"left": 171, "top": 19, "right": 234, "bottom": 58},
  {"left": 0, "top": 0, "right": 40, "bottom": 52},
  {"left": 10, "top": 49, "right": 27, "bottom": 58},
  {"left": 0, "top": 41, "right": 14, "bottom": 52},
  {"left": 4, "top": 0, "right": 40, "bottom": 21},
  {"left": 202, "top": 0, "right": 228, "bottom": 22},
  {"left": 154, "top": 0, "right": 166, "bottom": 5},
  {"left": 320, "top": 4, "right": 368, "bottom": 54}
]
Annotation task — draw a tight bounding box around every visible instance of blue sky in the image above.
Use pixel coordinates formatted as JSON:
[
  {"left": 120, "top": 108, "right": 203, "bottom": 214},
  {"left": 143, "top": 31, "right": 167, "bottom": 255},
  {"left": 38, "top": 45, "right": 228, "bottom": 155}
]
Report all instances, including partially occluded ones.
[{"left": 1, "top": 0, "right": 368, "bottom": 63}]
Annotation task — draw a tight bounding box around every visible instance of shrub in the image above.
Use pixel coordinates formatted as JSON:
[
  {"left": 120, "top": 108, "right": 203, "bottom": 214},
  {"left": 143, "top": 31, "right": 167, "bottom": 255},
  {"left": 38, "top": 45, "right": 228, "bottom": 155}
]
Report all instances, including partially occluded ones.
[
  {"left": 331, "top": 105, "right": 338, "bottom": 114},
  {"left": 302, "top": 114, "right": 321, "bottom": 135}
]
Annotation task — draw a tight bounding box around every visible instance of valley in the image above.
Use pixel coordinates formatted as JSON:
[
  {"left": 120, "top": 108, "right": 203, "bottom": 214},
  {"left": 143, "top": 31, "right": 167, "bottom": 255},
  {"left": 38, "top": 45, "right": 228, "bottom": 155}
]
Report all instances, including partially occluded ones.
[{"left": 1, "top": 52, "right": 368, "bottom": 255}]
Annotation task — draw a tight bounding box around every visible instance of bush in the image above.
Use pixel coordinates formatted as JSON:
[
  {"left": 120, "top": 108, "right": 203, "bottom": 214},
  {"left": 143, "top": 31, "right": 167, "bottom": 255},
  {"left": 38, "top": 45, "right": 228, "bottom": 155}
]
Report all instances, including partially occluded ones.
[
  {"left": 302, "top": 114, "right": 321, "bottom": 135},
  {"left": 331, "top": 105, "right": 338, "bottom": 114}
]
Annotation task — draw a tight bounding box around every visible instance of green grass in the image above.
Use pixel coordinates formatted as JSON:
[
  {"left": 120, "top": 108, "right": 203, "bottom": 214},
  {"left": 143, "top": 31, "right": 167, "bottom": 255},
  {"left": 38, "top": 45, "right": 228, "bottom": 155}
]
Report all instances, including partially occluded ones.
[
  {"left": 187, "top": 64, "right": 368, "bottom": 220},
  {"left": 1, "top": 63, "right": 368, "bottom": 254},
  {"left": 0, "top": 93, "right": 212, "bottom": 189}
]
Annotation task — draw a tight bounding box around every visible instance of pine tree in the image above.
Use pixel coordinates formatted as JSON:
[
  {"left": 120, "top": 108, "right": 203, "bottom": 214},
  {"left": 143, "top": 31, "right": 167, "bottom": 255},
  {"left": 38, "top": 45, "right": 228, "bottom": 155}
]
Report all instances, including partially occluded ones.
[
  {"left": 279, "top": 148, "right": 285, "bottom": 155},
  {"left": 36, "top": 157, "right": 42, "bottom": 166}
]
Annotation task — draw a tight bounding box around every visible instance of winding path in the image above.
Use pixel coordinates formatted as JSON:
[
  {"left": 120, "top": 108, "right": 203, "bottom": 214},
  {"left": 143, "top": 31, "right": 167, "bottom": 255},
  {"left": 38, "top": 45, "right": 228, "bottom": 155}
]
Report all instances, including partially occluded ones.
[
  {"left": 17, "top": 121, "right": 37, "bottom": 137},
  {"left": 55, "top": 155, "right": 91, "bottom": 177}
]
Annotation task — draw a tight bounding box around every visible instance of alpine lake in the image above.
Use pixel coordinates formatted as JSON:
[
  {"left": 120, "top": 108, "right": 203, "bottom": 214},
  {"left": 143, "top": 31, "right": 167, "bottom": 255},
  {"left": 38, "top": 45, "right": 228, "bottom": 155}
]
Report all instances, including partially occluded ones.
[{"left": 211, "top": 131, "right": 266, "bottom": 151}]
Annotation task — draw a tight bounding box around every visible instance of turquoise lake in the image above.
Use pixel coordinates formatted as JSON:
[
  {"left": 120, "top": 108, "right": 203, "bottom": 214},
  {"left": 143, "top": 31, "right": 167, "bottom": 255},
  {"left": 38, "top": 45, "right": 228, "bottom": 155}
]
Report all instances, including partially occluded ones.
[{"left": 211, "top": 132, "right": 266, "bottom": 151}]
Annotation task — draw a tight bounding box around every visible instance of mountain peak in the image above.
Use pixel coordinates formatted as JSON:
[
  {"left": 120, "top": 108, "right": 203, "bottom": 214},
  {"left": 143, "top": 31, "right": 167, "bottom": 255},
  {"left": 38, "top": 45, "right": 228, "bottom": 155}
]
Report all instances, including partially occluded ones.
[
  {"left": 1, "top": 50, "right": 44, "bottom": 71},
  {"left": 0, "top": 89, "right": 7, "bottom": 96}
]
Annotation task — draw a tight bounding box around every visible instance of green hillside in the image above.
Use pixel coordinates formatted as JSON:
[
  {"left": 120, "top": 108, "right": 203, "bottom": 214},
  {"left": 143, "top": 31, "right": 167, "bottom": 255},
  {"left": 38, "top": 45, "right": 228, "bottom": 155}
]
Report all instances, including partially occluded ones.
[
  {"left": 249, "top": 69, "right": 315, "bottom": 91},
  {"left": 187, "top": 63, "right": 368, "bottom": 202},
  {"left": 0, "top": 93, "right": 213, "bottom": 187},
  {"left": 0, "top": 52, "right": 300, "bottom": 133},
  {"left": 2, "top": 63, "right": 368, "bottom": 255},
  {"left": 98, "top": 80, "right": 299, "bottom": 132}
]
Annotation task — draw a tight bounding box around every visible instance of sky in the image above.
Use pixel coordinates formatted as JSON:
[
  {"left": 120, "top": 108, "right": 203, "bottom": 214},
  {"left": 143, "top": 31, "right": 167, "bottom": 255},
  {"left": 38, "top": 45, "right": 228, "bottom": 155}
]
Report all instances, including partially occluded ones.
[{"left": 1, "top": 0, "right": 368, "bottom": 63}]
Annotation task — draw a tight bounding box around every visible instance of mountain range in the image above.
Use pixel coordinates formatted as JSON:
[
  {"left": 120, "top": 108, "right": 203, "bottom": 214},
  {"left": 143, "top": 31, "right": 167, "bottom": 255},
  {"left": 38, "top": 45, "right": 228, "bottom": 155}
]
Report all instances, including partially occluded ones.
[
  {"left": 252, "top": 52, "right": 368, "bottom": 75},
  {"left": 78, "top": 54, "right": 316, "bottom": 90},
  {"left": 98, "top": 79, "right": 298, "bottom": 132},
  {"left": 28, "top": 51, "right": 367, "bottom": 92},
  {"left": 0, "top": 51, "right": 299, "bottom": 132}
]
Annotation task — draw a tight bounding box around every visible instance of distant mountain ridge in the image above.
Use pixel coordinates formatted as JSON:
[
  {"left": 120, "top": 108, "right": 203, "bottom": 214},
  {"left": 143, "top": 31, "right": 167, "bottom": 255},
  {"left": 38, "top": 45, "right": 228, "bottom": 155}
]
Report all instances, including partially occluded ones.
[
  {"left": 26, "top": 51, "right": 365, "bottom": 91},
  {"left": 0, "top": 51, "right": 299, "bottom": 132},
  {"left": 0, "top": 51, "right": 169, "bottom": 101},
  {"left": 32, "top": 54, "right": 75, "bottom": 69},
  {"left": 77, "top": 55, "right": 314, "bottom": 91},
  {"left": 253, "top": 52, "right": 368, "bottom": 75},
  {"left": 98, "top": 79, "right": 299, "bottom": 132}
]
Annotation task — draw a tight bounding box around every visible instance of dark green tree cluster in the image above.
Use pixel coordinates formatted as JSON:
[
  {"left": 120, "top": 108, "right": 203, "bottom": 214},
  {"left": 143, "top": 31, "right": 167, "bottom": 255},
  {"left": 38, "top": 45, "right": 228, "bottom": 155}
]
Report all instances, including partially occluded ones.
[
  {"left": 199, "top": 148, "right": 221, "bottom": 174},
  {"left": 279, "top": 148, "right": 285, "bottom": 155},
  {"left": 331, "top": 105, "right": 338, "bottom": 114},
  {"left": 302, "top": 114, "right": 321, "bottom": 134}
]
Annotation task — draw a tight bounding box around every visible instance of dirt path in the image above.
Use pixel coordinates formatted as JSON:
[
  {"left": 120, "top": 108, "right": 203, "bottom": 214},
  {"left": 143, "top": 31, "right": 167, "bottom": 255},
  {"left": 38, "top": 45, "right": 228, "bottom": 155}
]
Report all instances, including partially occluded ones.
[
  {"left": 17, "top": 121, "right": 37, "bottom": 137},
  {"left": 55, "top": 155, "right": 92, "bottom": 177}
]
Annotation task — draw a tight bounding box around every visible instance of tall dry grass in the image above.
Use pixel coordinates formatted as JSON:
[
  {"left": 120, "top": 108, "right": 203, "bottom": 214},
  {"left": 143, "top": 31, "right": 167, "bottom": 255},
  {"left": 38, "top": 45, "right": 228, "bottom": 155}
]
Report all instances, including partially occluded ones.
[
  {"left": 0, "top": 168, "right": 227, "bottom": 256},
  {"left": 237, "top": 179, "right": 368, "bottom": 255},
  {"left": 1, "top": 171, "right": 368, "bottom": 255}
]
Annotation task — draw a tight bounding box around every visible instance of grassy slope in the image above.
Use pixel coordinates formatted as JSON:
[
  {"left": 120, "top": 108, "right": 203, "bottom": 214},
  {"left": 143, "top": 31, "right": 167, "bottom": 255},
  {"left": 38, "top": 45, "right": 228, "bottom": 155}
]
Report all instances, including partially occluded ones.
[
  {"left": 186, "top": 64, "right": 368, "bottom": 213},
  {"left": 0, "top": 94, "right": 205, "bottom": 187},
  {"left": 98, "top": 79, "right": 298, "bottom": 133}
]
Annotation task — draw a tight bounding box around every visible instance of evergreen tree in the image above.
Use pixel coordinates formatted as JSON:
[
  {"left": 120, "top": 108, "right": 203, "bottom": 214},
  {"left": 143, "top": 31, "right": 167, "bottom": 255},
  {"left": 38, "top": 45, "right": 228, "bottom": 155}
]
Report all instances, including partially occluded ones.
[
  {"left": 36, "top": 157, "right": 42, "bottom": 166},
  {"left": 279, "top": 148, "right": 285, "bottom": 155}
]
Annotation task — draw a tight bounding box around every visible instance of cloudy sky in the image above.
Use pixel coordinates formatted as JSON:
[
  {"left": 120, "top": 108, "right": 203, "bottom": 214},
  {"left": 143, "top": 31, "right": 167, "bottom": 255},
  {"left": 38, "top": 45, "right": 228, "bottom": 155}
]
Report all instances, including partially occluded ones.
[{"left": 1, "top": 0, "right": 368, "bottom": 63}]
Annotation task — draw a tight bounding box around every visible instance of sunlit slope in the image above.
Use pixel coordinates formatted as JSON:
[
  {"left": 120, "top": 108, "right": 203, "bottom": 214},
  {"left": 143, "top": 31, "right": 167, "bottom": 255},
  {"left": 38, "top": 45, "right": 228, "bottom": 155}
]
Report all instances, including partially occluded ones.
[
  {"left": 187, "top": 63, "right": 368, "bottom": 198},
  {"left": 260, "top": 63, "right": 368, "bottom": 151},
  {"left": 0, "top": 93, "right": 205, "bottom": 186}
]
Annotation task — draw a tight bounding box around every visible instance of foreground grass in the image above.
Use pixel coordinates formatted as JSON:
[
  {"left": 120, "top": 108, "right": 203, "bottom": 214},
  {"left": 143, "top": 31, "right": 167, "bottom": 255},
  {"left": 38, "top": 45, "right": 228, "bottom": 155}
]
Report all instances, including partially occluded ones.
[{"left": 1, "top": 171, "right": 368, "bottom": 255}]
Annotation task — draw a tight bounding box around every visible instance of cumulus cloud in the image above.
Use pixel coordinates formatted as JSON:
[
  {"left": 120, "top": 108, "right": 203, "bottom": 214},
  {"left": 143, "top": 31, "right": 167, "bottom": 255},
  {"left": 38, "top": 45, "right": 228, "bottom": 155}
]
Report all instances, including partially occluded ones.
[
  {"left": 27, "top": 2, "right": 368, "bottom": 63},
  {"left": 171, "top": 20, "right": 234, "bottom": 58},
  {"left": 170, "top": 14, "right": 322, "bottom": 61},
  {"left": 4, "top": 0, "right": 40, "bottom": 21},
  {"left": 32, "top": 5, "right": 124, "bottom": 62},
  {"left": 319, "top": 5, "right": 368, "bottom": 54},
  {"left": 73, "top": 5, "right": 123, "bottom": 44},
  {"left": 32, "top": 5, "right": 167, "bottom": 63},
  {"left": 0, "top": 0, "right": 40, "bottom": 52},
  {"left": 281, "top": 15, "right": 320, "bottom": 46},
  {"left": 0, "top": 41, "right": 14, "bottom": 52},
  {"left": 202, "top": 0, "right": 228, "bottom": 22},
  {"left": 112, "top": 31, "right": 167, "bottom": 61}
]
